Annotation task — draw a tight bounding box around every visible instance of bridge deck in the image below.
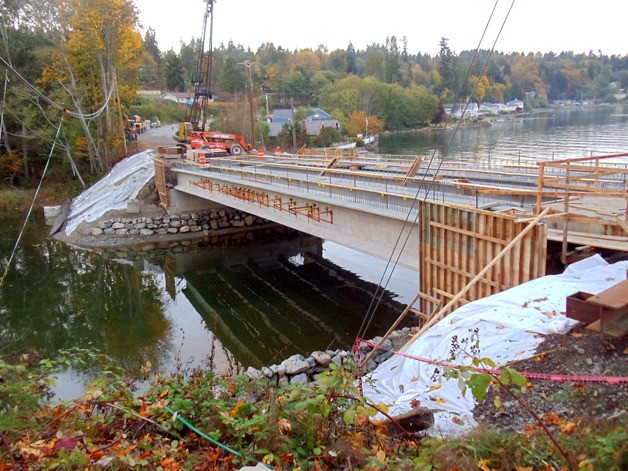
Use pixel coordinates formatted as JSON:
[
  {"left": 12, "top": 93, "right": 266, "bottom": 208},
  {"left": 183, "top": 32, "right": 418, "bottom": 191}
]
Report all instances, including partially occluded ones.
[{"left": 159, "top": 150, "right": 628, "bottom": 252}]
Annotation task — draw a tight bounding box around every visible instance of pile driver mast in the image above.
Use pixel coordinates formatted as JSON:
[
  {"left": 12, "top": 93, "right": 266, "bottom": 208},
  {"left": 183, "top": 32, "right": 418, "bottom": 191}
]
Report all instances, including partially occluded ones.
[{"left": 186, "top": 0, "right": 215, "bottom": 131}]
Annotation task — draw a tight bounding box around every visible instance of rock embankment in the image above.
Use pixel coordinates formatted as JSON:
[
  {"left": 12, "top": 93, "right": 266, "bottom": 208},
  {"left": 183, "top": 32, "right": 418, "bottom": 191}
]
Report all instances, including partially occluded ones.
[
  {"left": 245, "top": 327, "right": 419, "bottom": 386},
  {"left": 88, "top": 209, "right": 268, "bottom": 237}
]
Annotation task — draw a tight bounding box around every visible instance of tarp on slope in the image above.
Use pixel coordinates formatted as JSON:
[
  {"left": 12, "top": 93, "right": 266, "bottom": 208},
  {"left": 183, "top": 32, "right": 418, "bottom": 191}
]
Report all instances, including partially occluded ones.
[
  {"left": 64, "top": 151, "right": 155, "bottom": 235},
  {"left": 362, "top": 254, "right": 628, "bottom": 437}
]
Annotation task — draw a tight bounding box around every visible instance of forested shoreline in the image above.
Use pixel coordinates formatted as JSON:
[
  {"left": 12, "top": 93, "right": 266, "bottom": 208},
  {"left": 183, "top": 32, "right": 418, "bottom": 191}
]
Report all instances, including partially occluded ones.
[{"left": 1, "top": 0, "right": 627, "bottom": 190}]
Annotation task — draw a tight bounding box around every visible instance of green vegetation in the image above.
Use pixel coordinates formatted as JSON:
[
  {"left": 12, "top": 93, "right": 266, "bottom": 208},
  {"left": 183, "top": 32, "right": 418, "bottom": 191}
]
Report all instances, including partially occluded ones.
[
  {"left": 1, "top": 1, "right": 627, "bottom": 196},
  {"left": 1, "top": 349, "right": 626, "bottom": 469}
]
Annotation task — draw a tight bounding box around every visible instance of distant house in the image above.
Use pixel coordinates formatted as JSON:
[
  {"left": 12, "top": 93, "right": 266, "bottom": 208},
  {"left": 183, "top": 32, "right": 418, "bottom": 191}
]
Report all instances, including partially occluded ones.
[
  {"left": 268, "top": 107, "right": 340, "bottom": 137},
  {"left": 443, "top": 103, "right": 479, "bottom": 119},
  {"left": 479, "top": 103, "right": 502, "bottom": 115},
  {"left": 302, "top": 108, "right": 340, "bottom": 136},
  {"left": 505, "top": 99, "right": 524, "bottom": 112},
  {"left": 161, "top": 92, "right": 195, "bottom": 105}
]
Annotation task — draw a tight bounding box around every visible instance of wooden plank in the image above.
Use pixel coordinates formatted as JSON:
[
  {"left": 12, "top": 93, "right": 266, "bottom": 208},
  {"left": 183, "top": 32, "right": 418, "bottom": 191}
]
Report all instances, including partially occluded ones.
[
  {"left": 615, "top": 216, "right": 628, "bottom": 236},
  {"left": 429, "top": 221, "right": 508, "bottom": 246},
  {"left": 432, "top": 288, "right": 470, "bottom": 306},
  {"left": 401, "top": 207, "right": 551, "bottom": 351},
  {"left": 401, "top": 157, "right": 422, "bottom": 187},
  {"left": 409, "top": 308, "right": 430, "bottom": 320},
  {"left": 319, "top": 157, "right": 338, "bottom": 176},
  {"left": 425, "top": 257, "right": 505, "bottom": 290}
]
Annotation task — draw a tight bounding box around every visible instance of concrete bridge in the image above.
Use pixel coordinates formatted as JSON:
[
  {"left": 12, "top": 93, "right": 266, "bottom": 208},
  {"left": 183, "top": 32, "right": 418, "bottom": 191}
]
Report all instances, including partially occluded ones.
[
  {"left": 155, "top": 150, "right": 628, "bottom": 318},
  {"left": 167, "top": 154, "right": 434, "bottom": 270}
]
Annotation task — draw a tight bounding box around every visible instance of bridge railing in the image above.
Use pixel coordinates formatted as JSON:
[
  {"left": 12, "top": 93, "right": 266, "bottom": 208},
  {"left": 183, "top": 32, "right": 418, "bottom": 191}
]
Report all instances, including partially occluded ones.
[{"left": 174, "top": 156, "right": 539, "bottom": 219}]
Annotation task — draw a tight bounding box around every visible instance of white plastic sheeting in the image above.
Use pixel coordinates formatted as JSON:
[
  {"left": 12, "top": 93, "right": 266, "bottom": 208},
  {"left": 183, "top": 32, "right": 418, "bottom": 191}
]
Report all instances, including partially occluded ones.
[
  {"left": 362, "top": 255, "right": 628, "bottom": 437},
  {"left": 64, "top": 151, "right": 155, "bottom": 235}
]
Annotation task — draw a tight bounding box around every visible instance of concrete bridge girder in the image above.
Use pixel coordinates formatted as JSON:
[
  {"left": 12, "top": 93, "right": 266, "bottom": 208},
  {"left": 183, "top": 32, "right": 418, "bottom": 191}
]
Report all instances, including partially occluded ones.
[{"left": 174, "top": 170, "right": 420, "bottom": 270}]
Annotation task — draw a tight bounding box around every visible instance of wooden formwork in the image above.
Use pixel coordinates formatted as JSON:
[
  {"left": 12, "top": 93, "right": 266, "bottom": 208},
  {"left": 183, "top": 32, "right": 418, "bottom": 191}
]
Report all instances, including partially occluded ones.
[
  {"left": 418, "top": 201, "right": 547, "bottom": 317},
  {"left": 153, "top": 159, "right": 169, "bottom": 208}
]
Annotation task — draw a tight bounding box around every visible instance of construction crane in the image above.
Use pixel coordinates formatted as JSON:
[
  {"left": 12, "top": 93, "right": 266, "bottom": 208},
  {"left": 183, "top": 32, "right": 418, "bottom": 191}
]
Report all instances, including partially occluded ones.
[
  {"left": 176, "top": 1, "right": 252, "bottom": 155},
  {"left": 185, "top": 0, "right": 215, "bottom": 132}
]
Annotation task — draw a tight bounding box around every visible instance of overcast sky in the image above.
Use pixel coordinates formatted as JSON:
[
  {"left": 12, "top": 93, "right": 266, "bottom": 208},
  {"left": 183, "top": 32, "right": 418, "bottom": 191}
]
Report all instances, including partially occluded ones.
[{"left": 134, "top": 0, "right": 627, "bottom": 57}]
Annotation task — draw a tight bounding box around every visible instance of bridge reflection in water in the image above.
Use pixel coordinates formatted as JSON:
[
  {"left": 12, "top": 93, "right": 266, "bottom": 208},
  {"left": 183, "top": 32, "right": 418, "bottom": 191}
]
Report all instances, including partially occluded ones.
[{"left": 165, "top": 230, "right": 412, "bottom": 368}]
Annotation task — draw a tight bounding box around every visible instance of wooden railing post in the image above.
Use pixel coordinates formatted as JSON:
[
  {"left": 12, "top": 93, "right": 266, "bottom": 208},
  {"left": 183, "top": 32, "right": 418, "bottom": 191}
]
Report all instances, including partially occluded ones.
[{"left": 536, "top": 162, "right": 545, "bottom": 215}]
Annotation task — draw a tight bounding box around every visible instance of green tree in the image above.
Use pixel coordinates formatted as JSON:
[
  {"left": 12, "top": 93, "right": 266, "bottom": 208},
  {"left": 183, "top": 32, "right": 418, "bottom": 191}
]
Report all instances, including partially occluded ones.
[
  {"left": 219, "top": 56, "right": 246, "bottom": 94},
  {"left": 384, "top": 35, "right": 401, "bottom": 85},
  {"left": 364, "top": 49, "right": 385, "bottom": 81},
  {"left": 163, "top": 51, "right": 185, "bottom": 91},
  {"left": 438, "top": 37, "right": 457, "bottom": 97}
]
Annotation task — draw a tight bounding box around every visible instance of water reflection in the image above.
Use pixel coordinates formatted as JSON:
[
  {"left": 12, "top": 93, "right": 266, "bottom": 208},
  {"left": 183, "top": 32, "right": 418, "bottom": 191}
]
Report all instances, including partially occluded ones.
[
  {"left": 0, "top": 214, "right": 171, "bottom": 376},
  {"left": 1, "top": 216, "right": 413, "bottom": 398},
  {"left": 165, "top": 231, "right": 410, "bottom": 367}
]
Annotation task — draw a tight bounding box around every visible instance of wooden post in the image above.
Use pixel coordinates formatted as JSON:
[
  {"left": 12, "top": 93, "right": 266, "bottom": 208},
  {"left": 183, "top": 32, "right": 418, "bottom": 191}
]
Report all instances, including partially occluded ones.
[
  {"left": 400, "top": 207, "right": 551, "bottom": 352},
  {"left": 361, "top": 292, "right": 422, "bottom": 367},
  {"left": 535, "top": 161, "right": 545, "bottom": 214},
  {"left": 561, "top": 163, "right": 570, "bottom": 265}
]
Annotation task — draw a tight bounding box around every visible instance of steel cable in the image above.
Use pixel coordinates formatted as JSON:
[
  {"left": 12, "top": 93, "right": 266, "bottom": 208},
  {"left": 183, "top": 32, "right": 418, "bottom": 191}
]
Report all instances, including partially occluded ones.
[{"left": 356, "top": 0, "right": 517, "bottom": 344}]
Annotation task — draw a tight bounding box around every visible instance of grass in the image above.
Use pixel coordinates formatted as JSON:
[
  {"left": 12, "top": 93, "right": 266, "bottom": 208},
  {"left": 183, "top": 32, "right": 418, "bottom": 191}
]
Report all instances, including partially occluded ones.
[{"left": 0, "top": 182, "right": 80, "bottom": 212}]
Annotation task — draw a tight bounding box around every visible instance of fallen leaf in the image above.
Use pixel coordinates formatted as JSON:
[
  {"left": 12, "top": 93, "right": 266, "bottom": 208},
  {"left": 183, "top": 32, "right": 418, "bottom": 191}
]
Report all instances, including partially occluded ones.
[
  {"left": 495, "top": 325, "right": 505, "bottom": 329},
  {"left": 434, "top": 397, "right": 446, "bottom": 404},
  {"left": 515, "top": 466, "right": 533, "bottom": 471},
  {"left": 544, "top": 311, "right": 556, "bottom": 318},
  {"left": 571, "top": 332, "right": 583, "bottom": 339},
  {"left": 224, "top": 376, "right": 235, "bottom": 394},
  {"left": 410, "top": 398, "right": 421, "bottom": 408},
  {"left": 425, "top": 383, "right": 441, "bottom": 392},
  {"left": 515, "top": 350, "right": 526, "bottom": 356},
  {"left": 477, "top": 458, "right": 498, "bottom": 471},
  {"left": 229, "top": 399, "right": 246, "bottom": 417},
  {"left": 560, "top": 421, "right": 577, "bottom": 434},
  {"left": 410, "top": 375, "right": 420, "bottom": 382},
  {"left": 545, "top": 412, "right": 562, "bottom": 425},
  {"left": 452, "top": 416, "right": 464, "bottom": 425},
  {"left": 53, "top": 436, "right": 78, "bottom": 453},
  {"left": 521, "top": 423, "right": 537, "bottom": 438},
  {"left": 277, "top": 418, "right": 292, "bottom": 434}
]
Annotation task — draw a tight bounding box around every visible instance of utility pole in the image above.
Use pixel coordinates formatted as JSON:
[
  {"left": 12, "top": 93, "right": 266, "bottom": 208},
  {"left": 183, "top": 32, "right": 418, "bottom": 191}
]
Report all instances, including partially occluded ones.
[
  {"left": 240, "top": 60, "right": 258, "bottom": 148},
  {"left": 290, "top": 97, "right": 297, "bottom": 149}
]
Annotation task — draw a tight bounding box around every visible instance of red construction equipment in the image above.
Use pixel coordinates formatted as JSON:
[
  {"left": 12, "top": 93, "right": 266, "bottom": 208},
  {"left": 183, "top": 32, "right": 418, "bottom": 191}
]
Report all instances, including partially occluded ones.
[
  {"left": 188, "top": 131, "right": 252, "bottom": 155},
  {"left": 174, "top": 1, "right": 253, "bottom": 156}
]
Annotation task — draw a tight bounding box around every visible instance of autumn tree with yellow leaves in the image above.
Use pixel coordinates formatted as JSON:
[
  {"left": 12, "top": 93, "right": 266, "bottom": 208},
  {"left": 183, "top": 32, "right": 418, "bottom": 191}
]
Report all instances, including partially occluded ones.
[
  {"left": 40, "top": 0, "right": 143, "bottom": 172},
  {"left": 342, "top": 111, "right": 384, "bottom": 138}
]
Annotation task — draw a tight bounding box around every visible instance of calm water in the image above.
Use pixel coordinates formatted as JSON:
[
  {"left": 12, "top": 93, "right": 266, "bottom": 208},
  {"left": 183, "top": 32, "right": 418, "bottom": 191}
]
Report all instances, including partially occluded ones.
[
  {"left": 1, "top": 104, "right": 627, "bottom": 398},
  {"left": 378, "top": 104, "right": 628, "bottom": 161}
]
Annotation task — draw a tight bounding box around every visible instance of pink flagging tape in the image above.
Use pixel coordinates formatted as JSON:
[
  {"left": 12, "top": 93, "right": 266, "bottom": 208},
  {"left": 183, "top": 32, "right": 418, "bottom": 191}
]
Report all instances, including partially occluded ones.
[{"left": 355, "top": 339, "right": 628, "bottom": 385}]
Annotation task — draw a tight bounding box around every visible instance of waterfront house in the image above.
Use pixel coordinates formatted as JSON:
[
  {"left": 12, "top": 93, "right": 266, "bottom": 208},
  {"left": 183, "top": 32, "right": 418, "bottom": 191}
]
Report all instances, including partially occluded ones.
[
  {"left": 268, "top": 107, "right": 340, "bottom": 137},
  {"left": 505, "top": 99, "right": 524, "bottom": 112},
  {"left": 443, "top": 103, "right": 480, "bottom": 119}
]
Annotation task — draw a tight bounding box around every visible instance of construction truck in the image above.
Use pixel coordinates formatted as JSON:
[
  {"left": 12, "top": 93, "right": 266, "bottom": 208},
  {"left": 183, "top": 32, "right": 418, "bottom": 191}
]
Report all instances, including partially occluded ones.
[
  {"left": 128, "top": 115, "right": 145, "bottom": 134},
  {"left": 178, "top": 123, "right": 252, "bottom": 155},
  {"left": 186, "top": 129, "right": 252, "bottom": 155}
]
